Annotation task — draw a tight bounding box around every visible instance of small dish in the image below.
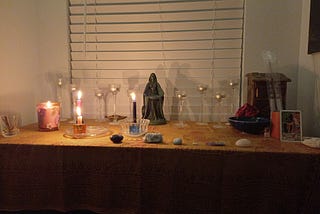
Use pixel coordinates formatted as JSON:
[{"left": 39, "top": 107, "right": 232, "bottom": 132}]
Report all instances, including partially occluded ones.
[
  {"left": 120, "top": 118, "right": 150, "bottom": 137},
  {"left": 63, "top": 126, "right": 112, "bottom": 139}
]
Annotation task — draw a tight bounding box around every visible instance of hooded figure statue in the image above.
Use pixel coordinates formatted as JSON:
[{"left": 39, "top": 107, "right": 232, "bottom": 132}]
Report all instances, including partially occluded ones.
[{"left": 142, "top": 73, "right": 166, "bottom": 125}]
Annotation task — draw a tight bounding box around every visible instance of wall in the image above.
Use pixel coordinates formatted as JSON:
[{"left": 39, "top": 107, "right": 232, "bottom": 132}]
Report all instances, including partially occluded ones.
[
  {"left": 0, "top": 0, "right": 40, "bottom": 125},
  {"left": 243, "top": 0, "right": 301, "bottom": 110},
  {"left": 36, "top": 0, "right": 70, "bottom": 119},
  {"left": 0, "top": 0, "right": 69, "bottom": 125},
  {"left": 298, "top": 0, "right": 320, "bottom": 137}
]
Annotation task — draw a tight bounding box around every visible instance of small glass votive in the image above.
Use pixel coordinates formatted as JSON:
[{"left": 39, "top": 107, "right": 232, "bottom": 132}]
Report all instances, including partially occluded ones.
[
  {"left": 36, "top": 101, "right": 60, "bottom": 131},
  {"left": 120, "top": 118, "right": 150, "bottom": 137},
  {"left": 0, "top": 113, "right": 20, "bottom": 137},
  {"left": 129, "top": 123, "right": 140, "bottom": 134},
  {"left": 73, "top": 123, "right": 87, "bottom": 134}
]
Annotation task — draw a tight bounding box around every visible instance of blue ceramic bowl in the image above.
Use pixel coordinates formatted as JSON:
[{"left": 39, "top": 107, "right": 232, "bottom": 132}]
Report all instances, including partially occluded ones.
[{"left": 228, "top": 117, "right": 270, "bottom": 135}]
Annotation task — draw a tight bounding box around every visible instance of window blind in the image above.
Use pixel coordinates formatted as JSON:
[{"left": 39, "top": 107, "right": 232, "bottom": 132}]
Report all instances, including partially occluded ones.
[{"left": 69, "top": 0, "right": 244, "bottom": 121}]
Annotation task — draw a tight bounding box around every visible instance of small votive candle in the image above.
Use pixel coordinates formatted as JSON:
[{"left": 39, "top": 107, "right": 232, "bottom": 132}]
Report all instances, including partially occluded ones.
[
  {"left": 73, "top": 123, "right": 87, "bottom": 134},
  {"left": 36, "top": 101, "right": 60, "bottom": 131},
  {"left": 73, "top": 105, "right": 86, "bottom": 134},
  {"left": 129, "top": 123, "right": 140, "bottom": 135}
]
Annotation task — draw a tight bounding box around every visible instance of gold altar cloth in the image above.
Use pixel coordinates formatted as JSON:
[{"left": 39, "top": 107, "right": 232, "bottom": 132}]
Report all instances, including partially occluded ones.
[
  {"left": 1, "top": 120, "right": 319, "bottom": 154},
  {"left": 0, "top": 120, "right": 319, "bottom": 213}
]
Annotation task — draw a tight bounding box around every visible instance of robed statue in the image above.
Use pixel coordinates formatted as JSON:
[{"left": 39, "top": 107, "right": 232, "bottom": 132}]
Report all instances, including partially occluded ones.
[{"left": 142, "top": 73, "right": 166, "bottom": 125}]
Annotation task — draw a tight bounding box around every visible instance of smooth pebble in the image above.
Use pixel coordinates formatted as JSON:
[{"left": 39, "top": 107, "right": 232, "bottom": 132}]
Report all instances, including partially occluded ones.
[
  {"left": 235, "top": 138, "right": 251, "bottom": 147},
  {"left": 173, "top": 138, "right": 182, "bottom": 145}
]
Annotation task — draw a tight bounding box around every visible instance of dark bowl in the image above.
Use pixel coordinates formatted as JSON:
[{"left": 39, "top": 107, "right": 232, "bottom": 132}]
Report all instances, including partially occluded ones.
[{"left": 228, "top": 117, "right": 270, "bottom": 135}]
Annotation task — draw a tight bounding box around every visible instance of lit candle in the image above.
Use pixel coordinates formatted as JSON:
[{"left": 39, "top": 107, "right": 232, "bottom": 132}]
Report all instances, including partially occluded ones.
[
  {"left": 76, "top": 106, "right": 83, "bottom": 124},
  {"left": 36, "top": 101, "right": 60, "bottom": 131},
  {"left": 130, "top": 92, "right": 137, "bottom": 123},
  {"left": 76, "top": 90, "right": 82, "bottom": 108}
]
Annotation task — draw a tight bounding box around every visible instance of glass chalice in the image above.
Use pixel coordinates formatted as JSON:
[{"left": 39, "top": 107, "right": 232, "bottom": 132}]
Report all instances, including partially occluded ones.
[
  {"left": 109, "top": 83, "right": 121, "bottom": 124},
  {"left": 229, "top": 79, "right": 239, "bottom": 116},
  {"left": 175, "top": 90, "right": 187, "bottom": 128},
  {"left": 213, "top": 92, "right": 226, "bottom": 128},
  {"left": 196, "top": 84, "right": 208, "bottom": 125},
  {"left": 94, "top": 88, "right": 105, "bottom": 122}
]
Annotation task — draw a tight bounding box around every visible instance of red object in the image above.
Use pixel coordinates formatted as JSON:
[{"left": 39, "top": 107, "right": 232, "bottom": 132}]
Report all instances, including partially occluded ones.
[
  {"left": 271, "top": 111, "right": 280, "bottom": 139},
  {"left": 235, "top": 103, "right": 260, "bottom": 117}
]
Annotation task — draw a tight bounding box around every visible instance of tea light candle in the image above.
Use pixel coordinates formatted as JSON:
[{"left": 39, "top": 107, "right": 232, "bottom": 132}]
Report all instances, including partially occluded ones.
[
  {"left": 36, "top": 101, "right": 60, "bottom": 131},
  {"left": 130, "top": 92, "right": 137, "bottom": 123}
]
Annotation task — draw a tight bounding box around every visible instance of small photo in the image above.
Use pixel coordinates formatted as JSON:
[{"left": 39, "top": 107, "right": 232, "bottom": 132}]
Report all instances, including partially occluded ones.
[{"left": 280, "top": 110, "right": 302, "bottom": 142}]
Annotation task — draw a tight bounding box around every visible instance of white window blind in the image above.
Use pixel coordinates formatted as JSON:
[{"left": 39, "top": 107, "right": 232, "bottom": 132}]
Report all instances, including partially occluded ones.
[{"left": 69, "top": 0, "right": 244, "bottom": 122}]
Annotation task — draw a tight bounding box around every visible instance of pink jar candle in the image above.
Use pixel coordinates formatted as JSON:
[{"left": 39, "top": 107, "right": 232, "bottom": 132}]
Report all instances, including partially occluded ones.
[{"left": 36, "top": 101, "right": 60, "bottom": 131}]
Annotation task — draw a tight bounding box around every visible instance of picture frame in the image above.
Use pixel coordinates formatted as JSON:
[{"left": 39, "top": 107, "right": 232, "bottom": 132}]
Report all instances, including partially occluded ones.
[{"left": 280, "top": 110, "right": 302, "bottom": 142}]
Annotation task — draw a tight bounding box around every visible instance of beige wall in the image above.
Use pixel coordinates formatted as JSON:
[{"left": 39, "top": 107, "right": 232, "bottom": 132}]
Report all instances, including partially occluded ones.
[
  {"left": 243, "top": 0, "right": 301, "bottom": 109},
  {"left": 298, "top": 0, "right": 320, "bottom": 137},
  {"left": 0, "top": 0, "right": 40, "bottom": 125},
  {"left": 0, "top": 0, "right": 69, "bottom": 125}
]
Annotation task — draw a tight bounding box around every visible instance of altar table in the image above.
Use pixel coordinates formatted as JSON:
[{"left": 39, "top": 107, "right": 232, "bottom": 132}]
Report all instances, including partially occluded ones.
[{"left": 0, "top": 121, "right": 319, "bottom": 214}]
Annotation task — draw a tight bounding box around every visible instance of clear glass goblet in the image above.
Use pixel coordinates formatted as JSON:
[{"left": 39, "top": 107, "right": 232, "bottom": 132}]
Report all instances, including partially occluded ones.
[
  {"left": 109, "top": 83, "right": 121, "bottom": 124},
  {"left": 196, "top": 84, "right": 208, "bottom": 125},
  {"left": 94, "top": 88, "right": 105, "bottom": 122},
  {"left": 175, "top": 90, "right": 187, "bottom": 128},
  {"left": 213, "top": 92, "right": 226, "bottom": 128},
  {"left": 229, "top": 79, "right": 239, "bottom": 116}
]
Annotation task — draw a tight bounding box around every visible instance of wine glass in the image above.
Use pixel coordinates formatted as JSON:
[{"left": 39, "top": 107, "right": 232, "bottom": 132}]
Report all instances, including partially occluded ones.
[
  {"left": 175, "top": 90, "right": 187, "bottom": 128},
  {"left": 229, "top": 79, "right": 239, "bottom": 116},
  {"left": 94, "top": 88, "right": 105, "bottom": 122},
  {"left": 213, "top": 92, "right": 226, "bottom": 128},
  {"left": 196, "top": 84, "right": 208, "bottom": 125},
  {"left": 109, "top": 83, "right": 121, "bottom": 124}
]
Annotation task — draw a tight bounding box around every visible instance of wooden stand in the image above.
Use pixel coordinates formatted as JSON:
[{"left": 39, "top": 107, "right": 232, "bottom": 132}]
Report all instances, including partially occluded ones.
[{"left": 246, "top": 72, "right": 291, "bottom": 118}]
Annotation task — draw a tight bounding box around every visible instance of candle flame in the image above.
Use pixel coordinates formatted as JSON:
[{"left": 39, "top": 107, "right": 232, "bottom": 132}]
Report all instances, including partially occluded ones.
[
  {"left": 77, "top": 90, "right": 82, "bottom": 99},
  {"left": 76, "top": 106, "right": 81, "bottom": 116},
  {"left": 46, "top": 101, "right": 52, "bottom": 108},
  {"left": 130, "top": 92, "right": 136, "bottom": 101}
]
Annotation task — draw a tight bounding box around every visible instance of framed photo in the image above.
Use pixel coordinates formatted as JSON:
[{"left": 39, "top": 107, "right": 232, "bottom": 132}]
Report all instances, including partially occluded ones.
[{"left": 280, "top": 110, "right": 302, "bottom": 142}]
